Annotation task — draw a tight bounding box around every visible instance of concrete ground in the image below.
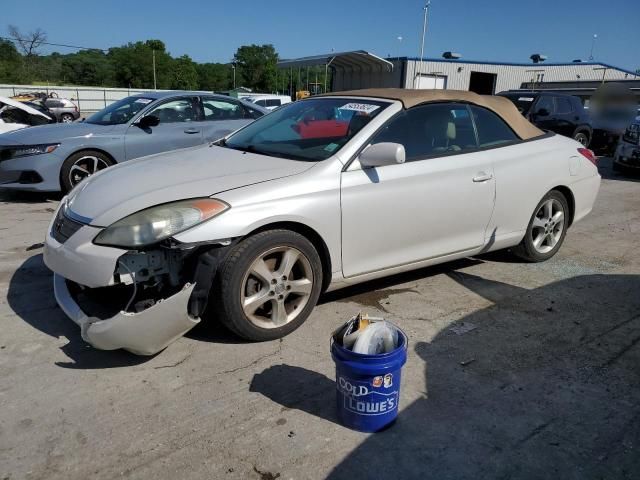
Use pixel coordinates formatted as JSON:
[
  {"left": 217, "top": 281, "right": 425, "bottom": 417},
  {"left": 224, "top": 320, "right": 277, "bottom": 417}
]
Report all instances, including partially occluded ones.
[{"left": 0, "top": 158, "right": 638, "bottom": 480}]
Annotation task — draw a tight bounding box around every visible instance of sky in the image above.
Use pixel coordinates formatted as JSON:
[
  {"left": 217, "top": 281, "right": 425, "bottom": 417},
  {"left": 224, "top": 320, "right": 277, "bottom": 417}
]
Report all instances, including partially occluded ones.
[{"left": 2, "top": 0, "right": 639, "bottom": 71}]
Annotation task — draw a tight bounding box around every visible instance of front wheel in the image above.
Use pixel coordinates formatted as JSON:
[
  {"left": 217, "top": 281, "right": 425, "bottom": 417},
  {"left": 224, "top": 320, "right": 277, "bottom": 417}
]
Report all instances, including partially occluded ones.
[
  {"left": 513, "top": 190, "right": 569, "bottom": 262},
  {"left": 212, "top": 229, "right": 323, "bottom": 341},
  {"left": 60, "top": 150, "right": 114, "bottom": 193},
  {"left": 60, "top": 113, "right": 74, "bottom": 123}
]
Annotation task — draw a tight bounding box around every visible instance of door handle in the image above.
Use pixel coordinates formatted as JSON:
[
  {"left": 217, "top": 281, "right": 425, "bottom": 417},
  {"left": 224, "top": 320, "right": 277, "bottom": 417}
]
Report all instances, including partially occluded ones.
[
  {"left": 473, "top": 173, "right": 493, "bottom": 182},
  {"left": 184, "top": 128, "right": 200, "bottom": 134}
]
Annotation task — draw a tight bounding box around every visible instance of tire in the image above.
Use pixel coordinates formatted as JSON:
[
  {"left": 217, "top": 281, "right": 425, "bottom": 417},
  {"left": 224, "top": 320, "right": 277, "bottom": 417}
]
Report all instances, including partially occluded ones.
[
  {"left": 60, "top": 113, "right": 74, "bottom": 123},
  {"left": 212, "top": 229, "right": 323, "bottom": 341},
  {"left": 60, "top": 150, "right": 114, "bottom": 193},
  {"left": 573, "top": 131, "right": 590, "bottom": 147},
  {"left": 513, "top": 190, "right": 569, "bottom": 262}
]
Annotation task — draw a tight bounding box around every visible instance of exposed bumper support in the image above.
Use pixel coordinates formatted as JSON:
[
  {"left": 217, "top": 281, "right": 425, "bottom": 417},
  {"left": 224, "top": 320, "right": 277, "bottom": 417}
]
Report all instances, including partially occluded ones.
[{"left": 53, "top": 274, "right": 200, "bottom": 355}]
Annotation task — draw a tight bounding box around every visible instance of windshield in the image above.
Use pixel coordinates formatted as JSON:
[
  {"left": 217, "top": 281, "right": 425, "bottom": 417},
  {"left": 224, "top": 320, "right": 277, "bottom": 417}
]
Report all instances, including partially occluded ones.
[
  {"left": 501, "top": 94, "right": 536, "bottom": 115},
  {"left": 223, "top": 97, "right": 389, "bottom": 161},
  {"left": 85, "top": 96, "right": 156, "bottom": 125}
]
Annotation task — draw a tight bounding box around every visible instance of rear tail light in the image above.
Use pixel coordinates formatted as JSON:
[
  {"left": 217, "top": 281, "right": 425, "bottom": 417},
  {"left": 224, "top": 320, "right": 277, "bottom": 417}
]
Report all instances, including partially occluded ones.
[{"left": 578, "top": 148, "right": 597, "bottom": 166}]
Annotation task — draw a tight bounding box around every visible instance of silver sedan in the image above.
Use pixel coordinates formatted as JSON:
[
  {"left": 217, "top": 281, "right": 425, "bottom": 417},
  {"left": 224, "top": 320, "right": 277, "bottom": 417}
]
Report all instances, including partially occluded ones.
[{"left": 0, "top": 91, "right": 267, "bottom": 192}]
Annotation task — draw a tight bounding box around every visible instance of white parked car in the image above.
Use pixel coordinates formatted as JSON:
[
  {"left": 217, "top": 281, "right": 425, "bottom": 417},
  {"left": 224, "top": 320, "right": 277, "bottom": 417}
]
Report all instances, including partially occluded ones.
[
  {"left": 0, "top": 96, "right": 54, "bottom": 134},
  {"left": 43, "top": 89, "right": 601, "bottom": 355},
  {"left": 244, "top": 94, "right": 292, "bottom": 110}
]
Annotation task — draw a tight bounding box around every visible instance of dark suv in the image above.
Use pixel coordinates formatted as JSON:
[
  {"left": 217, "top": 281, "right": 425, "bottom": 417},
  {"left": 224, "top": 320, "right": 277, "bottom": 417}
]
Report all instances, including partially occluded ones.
[{"left": 498, "top": 92, "right": 592, "bottom": 146}]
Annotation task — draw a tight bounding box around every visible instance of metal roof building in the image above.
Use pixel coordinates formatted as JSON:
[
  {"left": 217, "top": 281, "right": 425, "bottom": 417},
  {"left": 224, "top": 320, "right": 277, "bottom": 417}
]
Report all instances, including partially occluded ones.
[{"left": 277, "top": 51, "right": 639, "bottom": 98}]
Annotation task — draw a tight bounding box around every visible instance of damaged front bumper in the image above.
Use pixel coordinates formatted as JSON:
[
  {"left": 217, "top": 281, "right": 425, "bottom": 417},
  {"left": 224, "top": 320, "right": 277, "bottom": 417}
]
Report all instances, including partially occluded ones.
[
  {"left": 53, "top": 274, "right": 199, "bottom": 355},
  {"left": 44, "top": 206, "right": 227, "bottom": 355}
]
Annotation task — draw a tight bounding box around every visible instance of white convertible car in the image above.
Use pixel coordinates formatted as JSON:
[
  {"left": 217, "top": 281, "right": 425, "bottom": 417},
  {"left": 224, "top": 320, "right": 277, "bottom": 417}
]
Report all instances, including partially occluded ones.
[{"left": 43, "top": 89, "right": 601, "bottom": 355}]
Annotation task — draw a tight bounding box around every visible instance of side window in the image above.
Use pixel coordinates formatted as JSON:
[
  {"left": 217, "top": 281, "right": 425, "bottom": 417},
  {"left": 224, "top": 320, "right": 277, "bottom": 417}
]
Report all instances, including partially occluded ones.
[
  {"left": 255, "top": 99, "right": 267, "bottom": 107},
  {"left": 555, "top": 97, "right": 573, "bottom": 114},
  {"left": 371, "top": 103, "right": 478, "bottom": 161},
  {"left": 202, "top": 98, "right": 245, "bottom": 120},
  {"left": 148, "top": 98, "right": 198, "bottom": 124},
  {"left": 533, "top": 95, "right": 554, "bottom": 115},
  {"left": 470, "top": 106, "right": 519, "bottom": 147},
  {"left": 266, "top": 99, "right": 281, "bottom": 107}
]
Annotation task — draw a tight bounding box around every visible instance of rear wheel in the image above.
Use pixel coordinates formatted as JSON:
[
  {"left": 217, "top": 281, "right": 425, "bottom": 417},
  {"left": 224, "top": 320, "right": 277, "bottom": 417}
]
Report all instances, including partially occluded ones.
[
  {"left": 573, "top": 131, "right": 590, "bottom": 147},
  {"left": 513, "top": 190, "right": 569, "bottom": 262},
  {"left": 213, "top": 230, "right": 323, "bottom": 341},
  {"left": 60, "top": 150, "right": 114, "bottom": 193}
]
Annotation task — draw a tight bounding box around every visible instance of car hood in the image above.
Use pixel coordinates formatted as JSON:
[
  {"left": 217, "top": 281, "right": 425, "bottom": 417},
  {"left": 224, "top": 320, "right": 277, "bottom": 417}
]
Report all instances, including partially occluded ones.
[
  {"left": 0, "top": 121, "right": 114, "bottom": 145},
  {"left": 0, "top": 95, "right": 51, "bottom": 119},
  {"left": 67, "top": 144, "right": 316, "bottom": 227}
]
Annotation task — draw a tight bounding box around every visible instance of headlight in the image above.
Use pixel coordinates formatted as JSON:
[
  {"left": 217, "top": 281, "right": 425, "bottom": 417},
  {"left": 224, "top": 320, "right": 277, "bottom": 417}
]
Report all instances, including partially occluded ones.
[
  {"left": 1, "top": 144, "right": 59, "bottom": 159},
  {"left": 94, "top": 198, "right": 229, "bottom": 248}
]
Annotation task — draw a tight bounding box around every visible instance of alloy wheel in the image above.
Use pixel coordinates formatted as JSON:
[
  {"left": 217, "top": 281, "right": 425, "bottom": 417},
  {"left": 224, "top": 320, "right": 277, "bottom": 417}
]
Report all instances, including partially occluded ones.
[
  {"left": 240, "top": 246, "right": 314, "bottom": 329},
  {"left": 574, "top": 132, "right": 588, "bottom": 146},
  {"left": 531, "top": 198, "right": 565, "bottom": 254},
  {"left": 68, "top": 155, "right": 110, "bottom": 186}
]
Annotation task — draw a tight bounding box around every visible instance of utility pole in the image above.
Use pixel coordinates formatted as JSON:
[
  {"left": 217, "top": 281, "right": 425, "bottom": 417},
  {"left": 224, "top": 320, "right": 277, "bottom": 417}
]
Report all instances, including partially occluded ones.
[
  {"left": 589, "top": 34, "right": 597, "bottom": 61},
  {"left": 152, "top": 50, "right": 157, "bottom": 90},
  {"left": 414, "top": 1, "right": 431, "bottom": 89},
  {"left": 231, "top": 64, "right": 236, "bottom": 89}
]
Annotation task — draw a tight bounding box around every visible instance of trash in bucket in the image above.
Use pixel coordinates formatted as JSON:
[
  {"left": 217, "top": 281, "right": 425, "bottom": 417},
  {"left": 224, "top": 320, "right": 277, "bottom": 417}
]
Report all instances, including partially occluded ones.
[{"left": 331, "top": 313, "right": 408, "bottom": 432}]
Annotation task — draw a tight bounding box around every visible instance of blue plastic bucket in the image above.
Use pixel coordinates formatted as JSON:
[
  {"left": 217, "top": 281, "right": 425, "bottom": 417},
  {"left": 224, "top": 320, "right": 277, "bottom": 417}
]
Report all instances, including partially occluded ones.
[{"left": 331, "top": 325, "right": 408, "bottom": 432}]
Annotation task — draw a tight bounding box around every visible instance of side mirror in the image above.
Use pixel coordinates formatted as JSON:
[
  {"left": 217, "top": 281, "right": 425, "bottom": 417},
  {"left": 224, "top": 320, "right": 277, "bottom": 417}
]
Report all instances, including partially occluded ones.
[
  {"left": 535, "top": 108, "right": 550, "bottom": 117},
  {"left": 358, "top": 142, "right": 406, "bottom": 168},
  {"left": 137, "top": 115, "right": 160, "bottom": 129}
]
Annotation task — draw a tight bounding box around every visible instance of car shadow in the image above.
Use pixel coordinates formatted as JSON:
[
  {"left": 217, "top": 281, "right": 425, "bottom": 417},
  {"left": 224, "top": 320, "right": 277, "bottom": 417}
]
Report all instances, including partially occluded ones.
[
  {"left": 0, "top": 189, "right": 63, "bottom": 203},
  {"left": 252, "top": 272, "right": 640, "bottom": 479},
  {"left": 7, "top": 254, "right": 153, "bottom": 369}
]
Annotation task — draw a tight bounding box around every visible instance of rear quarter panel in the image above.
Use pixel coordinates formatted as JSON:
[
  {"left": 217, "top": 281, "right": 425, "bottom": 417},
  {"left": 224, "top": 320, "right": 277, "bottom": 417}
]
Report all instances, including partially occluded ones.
[{"left": 488, "top": 134, "right": 599, "bottom": 245}]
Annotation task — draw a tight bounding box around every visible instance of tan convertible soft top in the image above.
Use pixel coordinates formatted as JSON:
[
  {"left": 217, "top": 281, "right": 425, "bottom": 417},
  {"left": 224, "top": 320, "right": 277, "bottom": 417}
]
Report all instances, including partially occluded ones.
[{"left": 323, "top": 88, "right": 544, "bottom": 140}]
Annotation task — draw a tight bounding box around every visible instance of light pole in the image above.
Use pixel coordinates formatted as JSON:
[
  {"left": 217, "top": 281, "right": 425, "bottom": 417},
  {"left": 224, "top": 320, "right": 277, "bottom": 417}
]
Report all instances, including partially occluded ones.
[
  {"left": 395, "top": 35, "right": 403, "bottom": 59},
  {"left": 152, "top": 49, "right": 157, "bottom": 90},
  {"left": 589, "top": 34, "right": 597, "bottom": 61},
  {"left": 414, "top": 1, "right": 431, "bottom": 88},
  {"left": 231, "top": 64, "right": 236, "bottom": 89}
]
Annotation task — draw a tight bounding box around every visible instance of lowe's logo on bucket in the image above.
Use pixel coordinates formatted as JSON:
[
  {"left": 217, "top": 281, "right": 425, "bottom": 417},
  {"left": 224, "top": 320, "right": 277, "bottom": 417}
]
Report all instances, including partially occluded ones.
[
  {"left": 343, "top": 391, "right": 399, "bottom": 416},
  {"left": 338, "top": 376, "right": 399, "bottom": 416}
]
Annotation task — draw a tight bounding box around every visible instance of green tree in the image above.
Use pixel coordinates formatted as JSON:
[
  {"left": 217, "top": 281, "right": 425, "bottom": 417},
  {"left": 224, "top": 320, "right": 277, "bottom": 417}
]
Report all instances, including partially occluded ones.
[
  {"left": 108, "top": 40, "right": 172, "bottom": 89},
  {"left": 170, "top": 55, "right": 198, "bottom": 90},
  {"left": 197, "top": 62, "right": 231, "bottom": 91},
  {"left": 233, "top": 44, "right": 278, "bottom": 92},
  {"left": 0, "top": 39, "right": 24, "bottom": 83},
  {"left": 61, "top": 50, "right": 115, "bottom": 86}
]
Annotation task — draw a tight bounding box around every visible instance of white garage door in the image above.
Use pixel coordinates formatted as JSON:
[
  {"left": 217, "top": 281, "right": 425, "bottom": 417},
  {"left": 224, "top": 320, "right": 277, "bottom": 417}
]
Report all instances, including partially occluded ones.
[{"left": 416, "top": 75, "right": 446, "bottom": 89}]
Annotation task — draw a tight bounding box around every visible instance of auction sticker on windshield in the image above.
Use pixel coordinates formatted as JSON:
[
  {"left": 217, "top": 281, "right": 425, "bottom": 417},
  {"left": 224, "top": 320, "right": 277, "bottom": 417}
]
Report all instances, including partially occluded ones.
[
  {"left": 339, "top": 103, "right": 380, "bottom": 114},
  {"left": 518, "top": 97, "right": 535, "bottom": 102},
  {"left": 134, "top": 98, "right": 153, "bottom": 104}
]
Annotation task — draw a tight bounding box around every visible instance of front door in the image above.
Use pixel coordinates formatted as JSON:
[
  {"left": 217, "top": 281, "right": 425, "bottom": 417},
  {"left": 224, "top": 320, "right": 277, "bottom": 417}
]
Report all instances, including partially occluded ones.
[
  {"left": 124, "top": 96, "right": 202, "bottom": 160},
  {"left": 341, "top": 103, "right": 496, "bottom": 278}
]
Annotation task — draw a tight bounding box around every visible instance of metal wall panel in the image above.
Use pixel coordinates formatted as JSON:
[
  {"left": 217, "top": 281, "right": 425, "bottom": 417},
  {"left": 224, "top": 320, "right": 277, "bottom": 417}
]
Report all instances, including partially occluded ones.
[{"left": 403, "top": 61, "right": 636, "bottom": 92}]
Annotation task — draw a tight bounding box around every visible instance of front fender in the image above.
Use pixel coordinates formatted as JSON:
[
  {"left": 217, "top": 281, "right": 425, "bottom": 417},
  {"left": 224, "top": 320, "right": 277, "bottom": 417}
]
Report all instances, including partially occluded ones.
[{"left": 172, "top": 163, "right": 342, "bottom": 273}]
